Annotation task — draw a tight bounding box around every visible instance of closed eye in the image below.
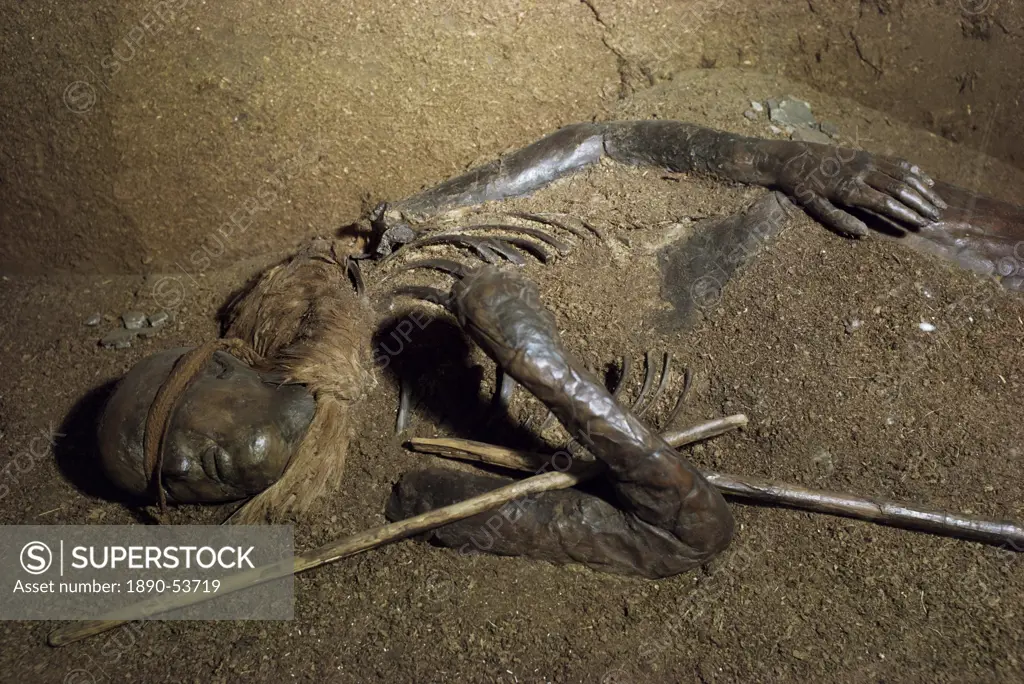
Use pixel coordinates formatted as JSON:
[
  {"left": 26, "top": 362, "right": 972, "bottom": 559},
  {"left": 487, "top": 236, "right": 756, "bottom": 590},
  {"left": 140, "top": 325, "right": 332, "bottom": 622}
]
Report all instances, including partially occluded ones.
[{"left": 200, "top": 443, "right": 227, "bottom": 482}]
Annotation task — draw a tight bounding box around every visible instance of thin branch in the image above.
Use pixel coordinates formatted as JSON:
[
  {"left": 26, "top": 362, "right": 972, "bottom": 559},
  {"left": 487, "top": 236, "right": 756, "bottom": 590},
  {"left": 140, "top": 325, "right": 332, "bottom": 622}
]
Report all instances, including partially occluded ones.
[
  {"left": 48, "top": 470, "right": 580, "bottom": 647},
  {"left": 408, "top": 425, "right": 1024, "bottom": 551}
]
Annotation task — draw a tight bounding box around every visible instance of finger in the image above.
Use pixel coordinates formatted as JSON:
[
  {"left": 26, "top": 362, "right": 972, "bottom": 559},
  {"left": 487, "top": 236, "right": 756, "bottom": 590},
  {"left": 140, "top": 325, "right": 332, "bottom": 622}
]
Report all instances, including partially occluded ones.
[
  {"left": 856, "top": 206, "right": 910, "bottom": 236},
  {"left": 864, "top": 171, "right": 942, "bottom": 221},
  {"left": 842, "top": 182, "right": 929, "bottom": 228},
  {"left": 900, "top": 173, "right": 947, "bottom": 209},
  {"left": 883, "top": 158, "right": 947, "bottom": 208},
  {"left": 888, "top": 157, "right": 935, "bottom": 186},
  {"left": 801, "top": 195, "right": 868, "bottom": 238}
]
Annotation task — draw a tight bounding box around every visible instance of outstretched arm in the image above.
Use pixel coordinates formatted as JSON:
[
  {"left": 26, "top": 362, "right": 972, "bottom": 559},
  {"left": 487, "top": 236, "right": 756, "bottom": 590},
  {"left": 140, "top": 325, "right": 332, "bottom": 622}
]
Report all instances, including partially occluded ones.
[{"left": 382, "top": 120, "right": 944, "bottom": 240}]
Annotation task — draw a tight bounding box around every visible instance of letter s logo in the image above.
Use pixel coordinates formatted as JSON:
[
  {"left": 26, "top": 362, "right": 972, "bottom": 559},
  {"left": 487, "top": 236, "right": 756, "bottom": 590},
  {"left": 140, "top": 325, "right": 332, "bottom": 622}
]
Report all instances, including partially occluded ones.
[{"left": 20, "top": 541, "right": 53, "bottom": 575}]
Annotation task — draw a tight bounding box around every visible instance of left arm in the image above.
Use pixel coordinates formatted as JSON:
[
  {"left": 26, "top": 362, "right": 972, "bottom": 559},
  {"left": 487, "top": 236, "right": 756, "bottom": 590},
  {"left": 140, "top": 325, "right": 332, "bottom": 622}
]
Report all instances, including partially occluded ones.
[{"left": 381, "top": 120, "right": 944, "bottom": 240}]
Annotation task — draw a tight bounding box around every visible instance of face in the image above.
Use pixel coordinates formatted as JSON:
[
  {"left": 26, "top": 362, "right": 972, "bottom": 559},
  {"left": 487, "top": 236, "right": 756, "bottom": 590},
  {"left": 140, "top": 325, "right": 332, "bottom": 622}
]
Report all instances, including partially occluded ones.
[{"left": 98, "top": 349, "right": 317, "bottom": 504}]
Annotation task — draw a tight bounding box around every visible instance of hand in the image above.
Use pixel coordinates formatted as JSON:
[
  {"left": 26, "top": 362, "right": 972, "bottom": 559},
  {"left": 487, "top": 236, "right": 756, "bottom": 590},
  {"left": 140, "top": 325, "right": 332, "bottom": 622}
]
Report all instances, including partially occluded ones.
[{"left": 761, "top": 141, "right": 947, "bottom": 237}]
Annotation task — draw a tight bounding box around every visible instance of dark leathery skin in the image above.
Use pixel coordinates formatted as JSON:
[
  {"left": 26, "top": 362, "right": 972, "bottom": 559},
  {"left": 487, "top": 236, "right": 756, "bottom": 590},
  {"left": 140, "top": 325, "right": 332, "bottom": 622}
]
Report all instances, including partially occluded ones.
[
  {"left": 386, "top": 265, "right": 734, "bottom": 576},
  {"left": 389, "top": 120, "right": 943, "bottom": 241},
  {"left": 387, "top": 467, "right": 721, "bottom": 579},
  {"left": 392, "top": 124, "right": 606, "bottom": 218}
]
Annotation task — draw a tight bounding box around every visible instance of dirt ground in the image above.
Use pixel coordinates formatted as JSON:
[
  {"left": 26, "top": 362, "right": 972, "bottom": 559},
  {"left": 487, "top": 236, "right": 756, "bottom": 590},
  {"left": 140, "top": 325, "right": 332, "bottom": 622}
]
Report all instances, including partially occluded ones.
[
  {"left": 2, "top": 1, "right": 1022, "bottom": 274},
  {"left": 1, "top": 63, "right": 1022, "bottom": 682},
  {"left": 3, "top": 0, "right": 1024, "bottom": 680}
]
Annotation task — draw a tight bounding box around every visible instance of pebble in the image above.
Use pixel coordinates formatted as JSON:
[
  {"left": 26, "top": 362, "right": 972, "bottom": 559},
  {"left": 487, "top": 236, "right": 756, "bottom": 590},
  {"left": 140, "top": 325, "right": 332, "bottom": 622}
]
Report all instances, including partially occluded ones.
[
  {"left": 84, "top": 313, "right": 102, "bottom": 327},
  {"left": 845, "top": 319, "right": 863, "bottom": 334},
  {"left": 811, "top": 449, "right": 834, "bottom": 476},
  {"left": 918, "top": 321, "right": 936, "bottom": 332},
  {"left": 750, "top": 100, "right": 764, "bottom": 112},
  {"left": 100, "top": 329, "right": 137, "bottom": 349},
  {"left": 743, "top": 109, "right": 759, "bottom": 121},
  {"left": 148, "top": 310, "right": 171, "bottom": 327},
  {"left": 792, "top": 126, "right": 832, "bottom": 145},
  {"left": 122, "top": 311, "right": 147, "bottom": 330},
  {"left": 768, "top": 125, "right": 783, "bottom": 135},
  {"left": 767, "top": 95, "right": 815, "bottom": 128},
  {"left": 817, "top": 120, "right": 840, "bottom": 138}
]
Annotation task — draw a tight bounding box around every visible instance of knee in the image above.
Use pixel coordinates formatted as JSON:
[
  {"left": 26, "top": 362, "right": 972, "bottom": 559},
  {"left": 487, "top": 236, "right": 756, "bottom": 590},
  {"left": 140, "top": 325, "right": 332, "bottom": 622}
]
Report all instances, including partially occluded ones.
[
  {"left": 450, "top": 266, "right": 557, "bottom": 362},
  {"left": 680, "top": 488, "right": 735, "bottom": 560},
  {"left": 452, "top": 266, "right": 538, "bottom": 319},
  {"left": 650, "top": 510, "right": 734, "bottom": 579}
]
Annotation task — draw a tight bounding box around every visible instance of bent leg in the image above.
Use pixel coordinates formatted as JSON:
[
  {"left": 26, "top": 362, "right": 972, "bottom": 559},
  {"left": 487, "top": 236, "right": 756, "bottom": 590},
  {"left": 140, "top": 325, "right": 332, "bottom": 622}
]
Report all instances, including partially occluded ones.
[
  {"left": 387, "top": 467, "right": 721, "bottom": 578},
  {"left": 387, "top": 266, "right": 734, "bottom": 577}
]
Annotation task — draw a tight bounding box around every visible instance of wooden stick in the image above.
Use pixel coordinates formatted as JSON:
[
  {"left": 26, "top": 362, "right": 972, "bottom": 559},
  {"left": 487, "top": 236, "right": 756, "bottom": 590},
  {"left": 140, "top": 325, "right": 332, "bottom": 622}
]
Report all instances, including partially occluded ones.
[
  {"left": 703, "top": 472, "right": 1024, "bottom": 550},
  {"left": 407, "top": 432, "right": 1024, "bottom": 551},
  {"left": 408, "top": 413, "right": 750, "bottom": 473},
  {"left": 48, "top": 469, "right": 582, "bottom": 647},
  {"left": 661, "top": 413, "right": 748, "bottom": 447}
]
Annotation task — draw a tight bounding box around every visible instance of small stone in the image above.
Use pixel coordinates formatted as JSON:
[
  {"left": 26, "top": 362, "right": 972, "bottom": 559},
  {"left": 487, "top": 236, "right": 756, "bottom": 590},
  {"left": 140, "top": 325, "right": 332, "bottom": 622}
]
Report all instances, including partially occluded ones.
[
  {"left": 792, "top": 126, "right": 832, "bottom": 145},
  {"left": 872, "top": 306, "right": 882, "bottom": 315},
  {"left": 768, "top": 125, "right": 783, "bottom": 135},
  {"left": 148, "top": 310, "right": 171, "bottom": 327},
  {"left": 768, "top": 95, "right": 815, "bottom": 128},
  {"left": 817, "top": 120, "right": 839, "bottom": 138},
  {"left": 84, "top": 313, "right": 102, "bottom": 327},
  {"left": 750, "top": 100, "right": 764, "bottom": 112},
  {"left": 100, "top": 329, "right": 137, "bottom": 349},
  {"left": 918, "top": 321, "right": 936, "bottom": 332},
  {"left": 811, "top": 449, "right": 834, "bottom": 476},
  {"left": 845, "top": 318, "right": 863, "bottom": 334},
  {"left": 136, "top": 326, "right": 161, "bottom": 338},
  {"left": 122, "top": 311, "right": 147, "bottom": 330},
  {"left": 792, "top": 650, "right": 810, "bottom": 661},
  {"left": 743, "top": 109, "right": 759, "bottom": 121}
]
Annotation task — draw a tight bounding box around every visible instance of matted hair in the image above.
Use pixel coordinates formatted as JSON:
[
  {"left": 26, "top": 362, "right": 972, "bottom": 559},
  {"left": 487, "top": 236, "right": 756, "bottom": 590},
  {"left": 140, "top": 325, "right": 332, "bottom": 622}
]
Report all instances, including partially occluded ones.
[{"left": 223, "top": 238, "right": 371, "bottom": 523}]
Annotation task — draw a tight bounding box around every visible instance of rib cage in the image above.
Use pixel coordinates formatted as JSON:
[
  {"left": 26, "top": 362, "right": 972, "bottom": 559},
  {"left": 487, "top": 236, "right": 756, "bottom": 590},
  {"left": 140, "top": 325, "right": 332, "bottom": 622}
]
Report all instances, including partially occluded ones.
[{"left": 362, "top": 210, "right": 604, "bottom": 305}]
